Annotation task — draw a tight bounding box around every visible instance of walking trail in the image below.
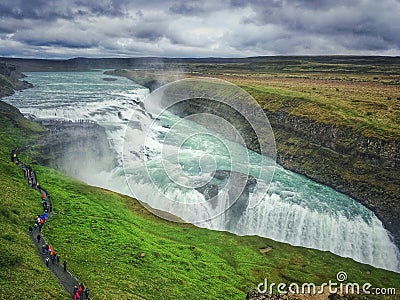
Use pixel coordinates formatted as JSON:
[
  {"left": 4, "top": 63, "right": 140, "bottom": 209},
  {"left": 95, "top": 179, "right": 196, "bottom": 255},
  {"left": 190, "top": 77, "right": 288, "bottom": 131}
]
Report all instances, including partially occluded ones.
[{"left": 11, "top": 149, "right": 90, "bottom": 299}]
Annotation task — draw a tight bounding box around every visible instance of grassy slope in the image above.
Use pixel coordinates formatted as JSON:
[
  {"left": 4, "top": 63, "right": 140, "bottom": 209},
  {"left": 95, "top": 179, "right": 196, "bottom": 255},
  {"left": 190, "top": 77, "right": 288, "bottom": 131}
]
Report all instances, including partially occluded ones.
[
  {"left": 36, "top": 166, "right": 400, "bottom": 299},
  {"left": 235, "top": 78, "right": 399, "bottom": 140},
  {"left": 0, "top": 104, "right": 399, "bottom": 298},
  {"left": 0, "top": 102, "right": 70, "bottom": 299}
]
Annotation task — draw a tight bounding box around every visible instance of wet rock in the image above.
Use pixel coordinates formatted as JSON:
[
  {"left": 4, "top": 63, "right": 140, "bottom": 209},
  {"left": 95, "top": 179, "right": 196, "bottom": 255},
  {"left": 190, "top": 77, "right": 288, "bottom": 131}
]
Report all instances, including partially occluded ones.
[{"left": 195, "top": 170, "right": 257, "bottom": 230}]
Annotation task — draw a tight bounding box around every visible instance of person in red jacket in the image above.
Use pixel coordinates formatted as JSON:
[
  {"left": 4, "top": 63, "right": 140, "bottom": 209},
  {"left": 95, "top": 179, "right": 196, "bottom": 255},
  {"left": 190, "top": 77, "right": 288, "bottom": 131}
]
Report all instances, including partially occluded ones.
[
  {"left": 73, "top": 291, "right": 80, "bottom": 300},
  {"left": 78, "top": 285, "right": 83, "bottom": 296}
]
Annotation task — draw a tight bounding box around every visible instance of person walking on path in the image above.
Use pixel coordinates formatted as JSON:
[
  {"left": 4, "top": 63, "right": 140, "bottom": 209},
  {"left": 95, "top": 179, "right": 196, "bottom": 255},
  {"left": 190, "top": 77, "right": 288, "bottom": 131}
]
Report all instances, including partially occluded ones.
[
  {"left": 45, "top": 257, "right": 50, "bottom": 267},
  {"left": 36, "top": 234, "right": 41, "bottom": 243},
  {"left": 63, "top": 260, "right": 67, "bottom": 272}
]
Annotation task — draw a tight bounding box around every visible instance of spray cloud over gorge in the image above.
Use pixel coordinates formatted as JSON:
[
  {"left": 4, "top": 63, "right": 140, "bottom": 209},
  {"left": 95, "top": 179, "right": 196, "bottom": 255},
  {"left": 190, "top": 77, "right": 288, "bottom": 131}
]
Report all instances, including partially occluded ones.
[{"left": 4, "top": 71, "right": 400, "bottom": 273}]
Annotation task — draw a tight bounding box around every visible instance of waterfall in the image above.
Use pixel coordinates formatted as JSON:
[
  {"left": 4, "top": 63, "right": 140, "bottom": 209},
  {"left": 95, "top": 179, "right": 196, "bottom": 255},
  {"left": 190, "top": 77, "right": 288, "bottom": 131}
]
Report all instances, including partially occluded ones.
[{"left": 4, "top": 71, "right": 400, "bottom": 273}]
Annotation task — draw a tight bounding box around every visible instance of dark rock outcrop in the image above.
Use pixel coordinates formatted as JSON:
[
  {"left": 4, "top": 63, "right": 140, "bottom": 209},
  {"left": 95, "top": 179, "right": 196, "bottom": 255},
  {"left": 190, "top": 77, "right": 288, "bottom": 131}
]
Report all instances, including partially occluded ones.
[
  {"left": 246, "top": 290, "right": 292, "bottom": 300},
  {"left": 104, "top": 69, "right": 165, "bottom": 92},
  {"left": 196, "top": 170, "right": 257, "bottom": 230},
  {"left": 103, "top": 77, "right": 118, "bottom": 81},
  {"left": 33, "top": 120, "right": 118, "bottom": 179},
  {"left": 0, "top": 62, "right": 33, "bottom": 98}
]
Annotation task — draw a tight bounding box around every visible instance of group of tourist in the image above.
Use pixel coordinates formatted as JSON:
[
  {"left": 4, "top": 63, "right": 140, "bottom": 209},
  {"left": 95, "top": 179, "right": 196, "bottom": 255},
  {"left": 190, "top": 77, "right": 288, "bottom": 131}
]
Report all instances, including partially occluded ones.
[
  {"left": 29, "top": 212, "right": 48, "bottom": 232},
  {"left": 12, "top": 149, "right": 90, "bottom": 299},
  {"left": 73, "top": 283, "right": 90, "bottom": 300}
]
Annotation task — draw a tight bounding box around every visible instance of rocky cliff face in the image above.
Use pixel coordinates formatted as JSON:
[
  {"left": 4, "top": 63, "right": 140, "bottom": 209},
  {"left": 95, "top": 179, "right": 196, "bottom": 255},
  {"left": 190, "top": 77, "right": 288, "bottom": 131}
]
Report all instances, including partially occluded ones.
[
  {"left": 0, "top": 62, "right": 33, "bottom": 98},
  {"left": 268, "top": 109, "right": 400, "bottom": 245},
  {"left": 103, "top": 69, "right": 169, "bottom": 92},
  {"left": 34, "top": 121, "right": 118, "bottom": 181}
]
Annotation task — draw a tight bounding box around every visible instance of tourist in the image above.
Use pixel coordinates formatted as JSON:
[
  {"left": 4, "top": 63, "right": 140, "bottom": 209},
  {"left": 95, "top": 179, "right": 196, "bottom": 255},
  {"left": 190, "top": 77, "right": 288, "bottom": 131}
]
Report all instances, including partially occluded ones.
[
  {"left": 63, "top": 260, "right": 67, "bottom": 272},
  {"left": 73, "top": 291, "right": 81, "bottom": 300},
  {"left": 78, "top": 285, "right": 83, "bottom": 296},
  {"left": 36, "top": 234, "right": 41, "bottom": 243},
  {"left": 45, "top": 257, "right": 49, "bottom": 267}
]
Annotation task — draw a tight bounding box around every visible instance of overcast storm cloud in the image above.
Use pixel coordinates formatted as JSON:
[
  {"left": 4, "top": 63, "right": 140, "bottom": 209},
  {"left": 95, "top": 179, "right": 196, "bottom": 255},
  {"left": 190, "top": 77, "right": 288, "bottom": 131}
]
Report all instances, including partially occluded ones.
[{"left": 0, "top": 0, "right": 399, "bottom": 58}]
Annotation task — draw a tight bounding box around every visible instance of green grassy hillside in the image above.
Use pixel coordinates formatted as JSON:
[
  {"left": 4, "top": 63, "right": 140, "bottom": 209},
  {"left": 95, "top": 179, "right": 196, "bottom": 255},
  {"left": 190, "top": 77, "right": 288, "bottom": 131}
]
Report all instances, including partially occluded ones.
[
  {"left": 1, "top": 100, "right": 400, "bottom": 299},
  {"left": 38, "top": 166, "right": 400, "bottom": 299},
  {"left": 0, "top": 101, "right": 69, "bottom": 299}
]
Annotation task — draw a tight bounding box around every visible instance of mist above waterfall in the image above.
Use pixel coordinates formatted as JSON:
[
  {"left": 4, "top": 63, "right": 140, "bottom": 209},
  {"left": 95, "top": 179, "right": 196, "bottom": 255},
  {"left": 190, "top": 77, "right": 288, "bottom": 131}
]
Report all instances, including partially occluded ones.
[{"left": 35, "top": 121, "right": 119, "bottom": 188}]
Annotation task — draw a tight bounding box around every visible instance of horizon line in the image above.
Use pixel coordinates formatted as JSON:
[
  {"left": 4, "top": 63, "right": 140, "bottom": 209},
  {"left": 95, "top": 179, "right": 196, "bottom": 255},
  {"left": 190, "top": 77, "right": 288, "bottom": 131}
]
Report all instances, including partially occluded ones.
[{"left": 1, "top": 54, "right": 400, "bottom": 61}]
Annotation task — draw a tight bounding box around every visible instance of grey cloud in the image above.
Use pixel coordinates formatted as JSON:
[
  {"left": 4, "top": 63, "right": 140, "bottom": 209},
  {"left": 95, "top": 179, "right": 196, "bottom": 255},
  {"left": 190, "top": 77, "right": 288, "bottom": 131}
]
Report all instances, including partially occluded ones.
[
  {"left": 0, "top": 25, "right": 15, "bottom": 34},
  {"left": 0, "top": 0, "right": 399, "bottom": 58},
  {"left": 0, "top": 0, "right": 132, "bottom": 20},
  {"left": 134, "top": 27, "right": 165, "bottom": 42},
  {"left": 0, "top": 0, "right": 74, "bottom": 20},
  {"left": 23, "top": 39, "right": 98, "bottom": 49},
  {"left": 74, "top": 0, "right": 128, "bottom": 17},
  {"left": 237, "top": 0, "right": 400, "bottom": 52},
  {"left": 169, "top": 1, "right": 206, "bottom": 15}
]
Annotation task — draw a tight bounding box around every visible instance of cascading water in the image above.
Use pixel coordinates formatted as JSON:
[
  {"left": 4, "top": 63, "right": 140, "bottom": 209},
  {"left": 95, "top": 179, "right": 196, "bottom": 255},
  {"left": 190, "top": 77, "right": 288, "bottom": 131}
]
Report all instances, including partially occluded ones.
[{"left": 4, "top": 71, "right": 400, "bottom": 272}]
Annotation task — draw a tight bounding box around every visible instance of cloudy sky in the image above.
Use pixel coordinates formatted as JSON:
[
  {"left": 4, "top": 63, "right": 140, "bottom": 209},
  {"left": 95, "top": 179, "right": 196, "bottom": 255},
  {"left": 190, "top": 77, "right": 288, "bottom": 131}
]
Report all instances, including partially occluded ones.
[{"left": 0, "top": 0, "right": 399, "bottom": 58}]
